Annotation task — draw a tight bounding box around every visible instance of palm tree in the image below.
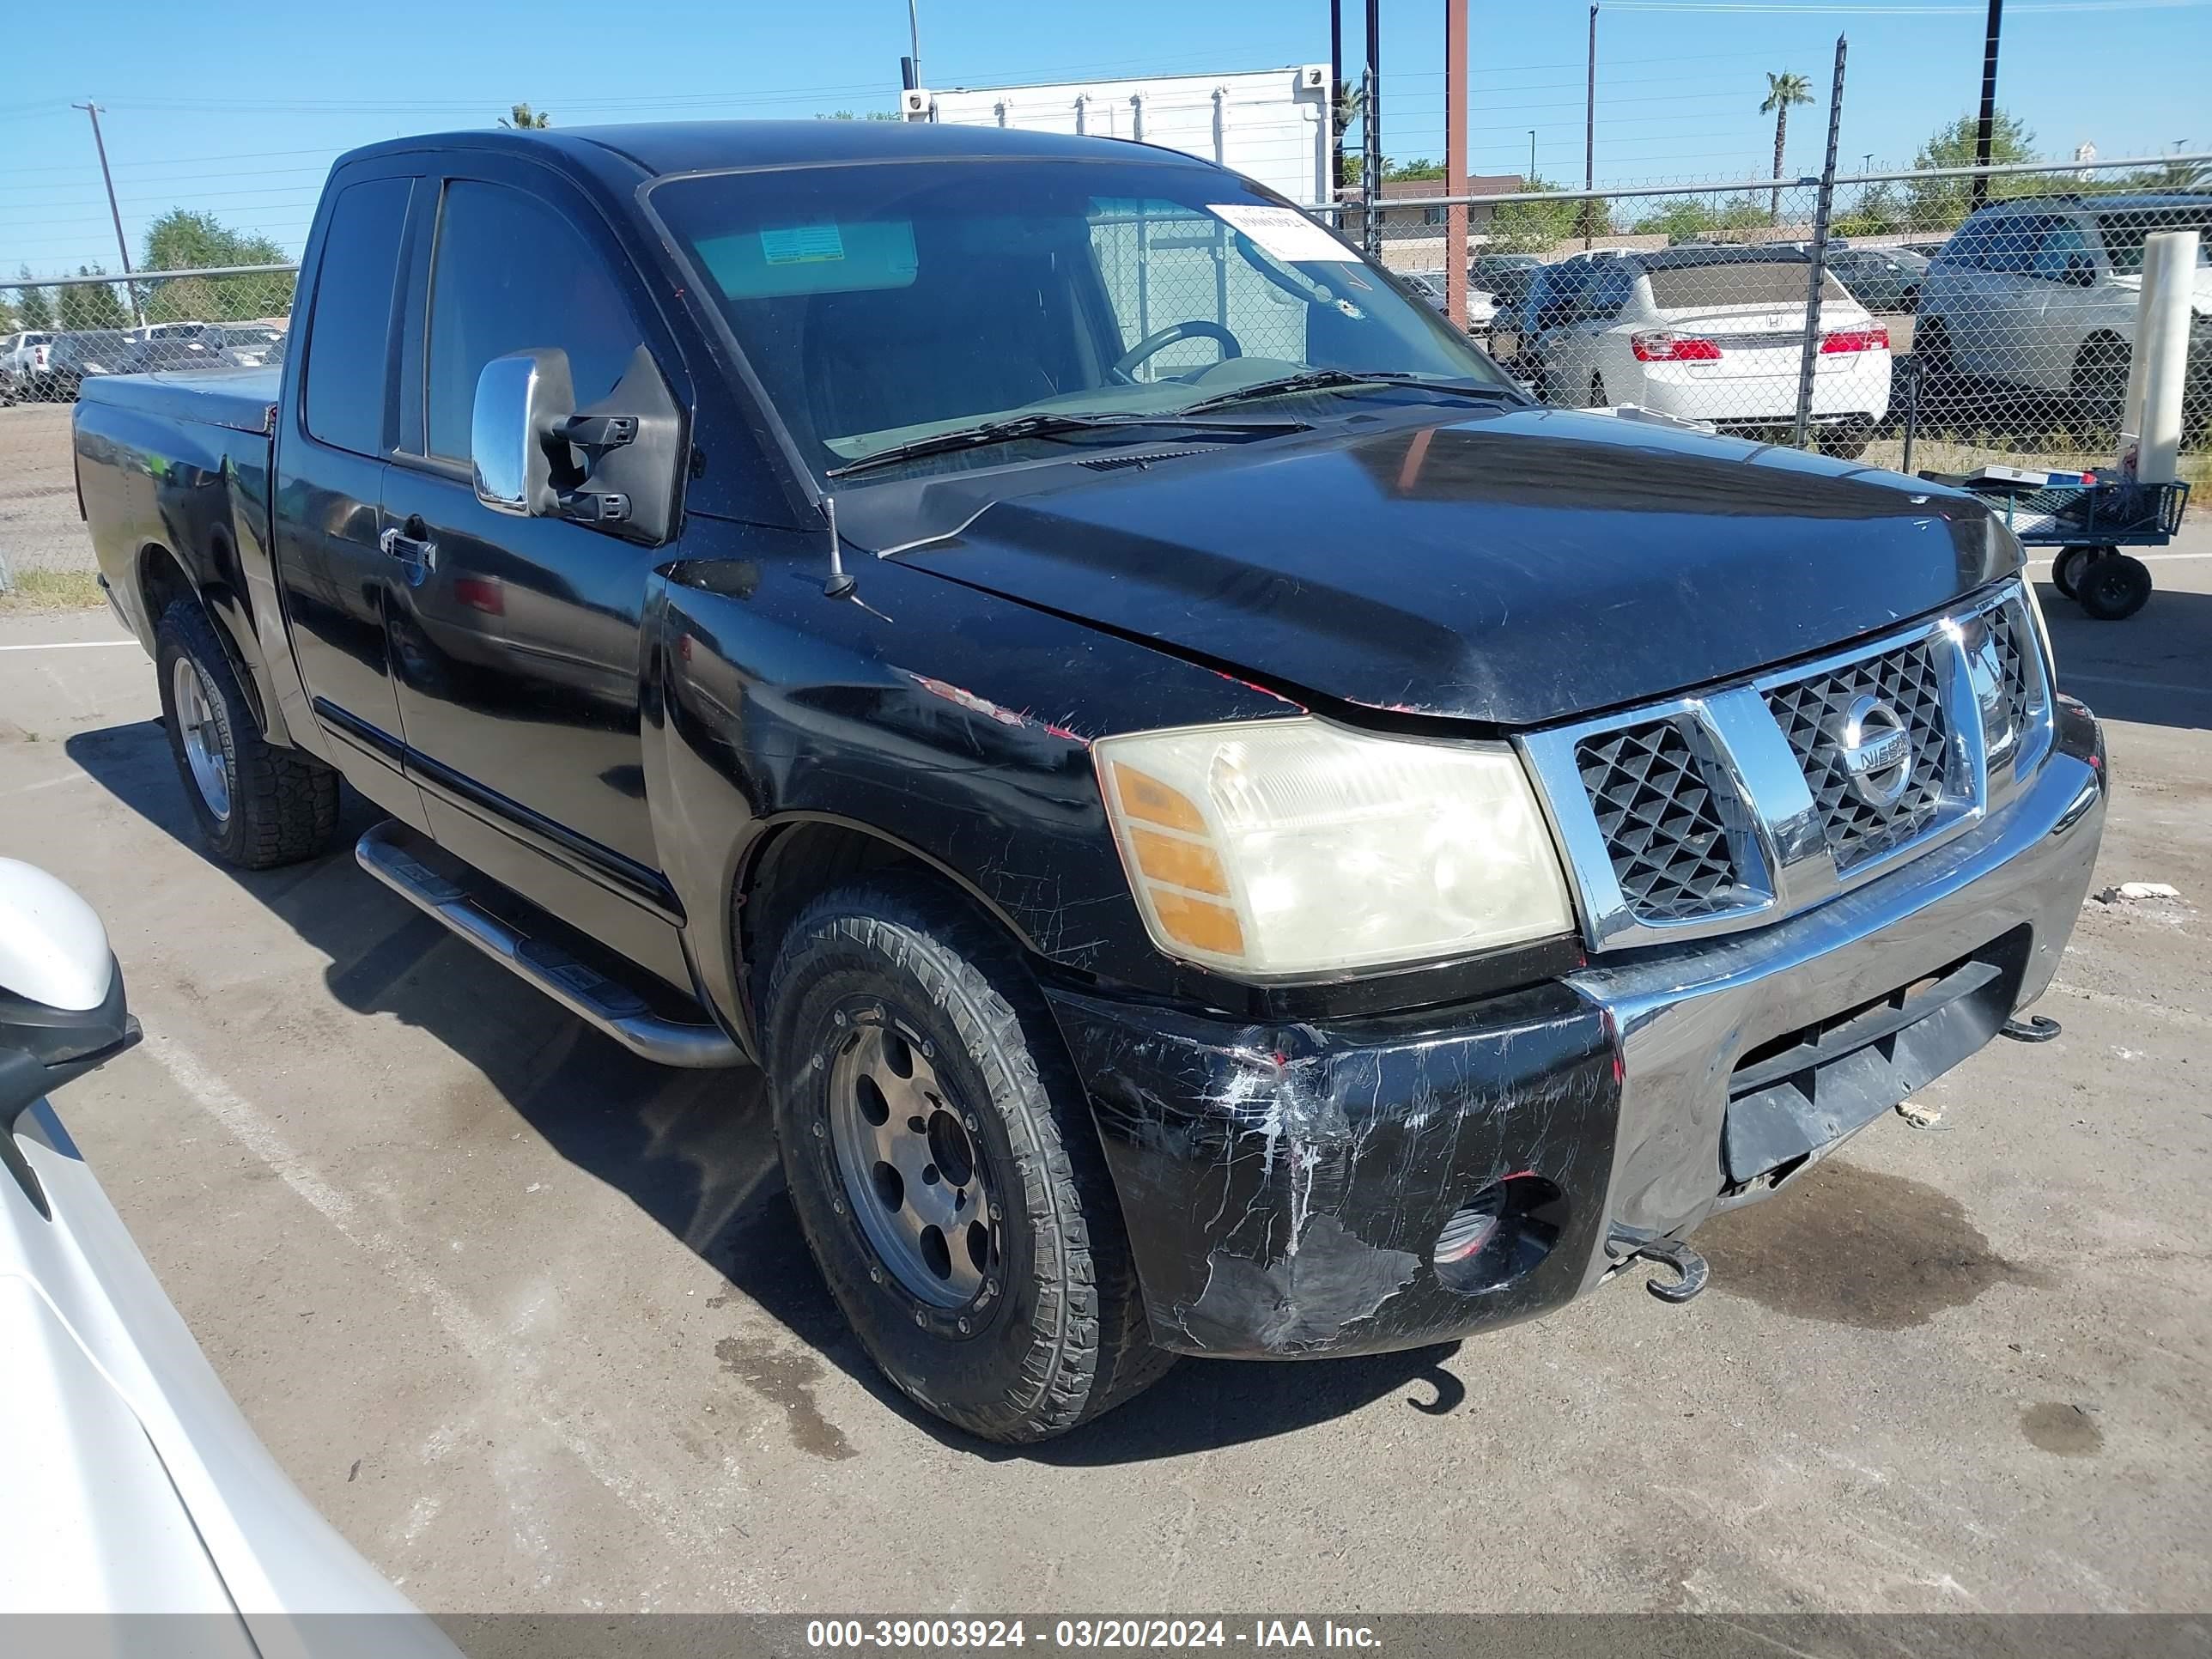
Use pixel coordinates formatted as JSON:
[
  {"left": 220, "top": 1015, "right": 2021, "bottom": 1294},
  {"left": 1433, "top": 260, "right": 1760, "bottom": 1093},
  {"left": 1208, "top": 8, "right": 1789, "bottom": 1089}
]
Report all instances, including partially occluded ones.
[
  {"left": 1759, "top": 71, "right": 1814, "bottom": 222},
  {"left": 498, "top": 103, "right": 551, "bottom": 130}
]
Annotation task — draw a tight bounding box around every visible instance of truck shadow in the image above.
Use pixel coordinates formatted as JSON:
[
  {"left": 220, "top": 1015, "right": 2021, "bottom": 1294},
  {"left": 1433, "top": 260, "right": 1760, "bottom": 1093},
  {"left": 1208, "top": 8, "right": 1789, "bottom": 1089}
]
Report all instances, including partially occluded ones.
[
  {"left": 64, "top": 715, "right": 1467, "bottom": 1463},
  {"left": 2036, "top": 576, "right": 2212, "bottom": 736}
]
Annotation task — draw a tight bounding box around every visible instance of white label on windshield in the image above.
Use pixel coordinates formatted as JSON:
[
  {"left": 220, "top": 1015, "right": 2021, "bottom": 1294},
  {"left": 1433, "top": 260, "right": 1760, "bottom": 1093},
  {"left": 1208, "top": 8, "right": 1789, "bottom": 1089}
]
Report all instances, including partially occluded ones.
[
  {"left": 760, "top": 223, "right": 846, "bottom": 264},
  {"left": 1206, "top": 204, "right": 1358, "bottom": 264}
]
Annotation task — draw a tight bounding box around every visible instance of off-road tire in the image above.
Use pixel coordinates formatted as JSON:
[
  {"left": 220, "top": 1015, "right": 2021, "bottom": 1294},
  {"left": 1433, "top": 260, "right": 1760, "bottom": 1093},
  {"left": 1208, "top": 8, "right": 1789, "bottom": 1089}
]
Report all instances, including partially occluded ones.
[
  {"left": 761, "top": 872, "right": 1174, "bottom": 1443},
  {"left": 155, "top": 599, "right": 340, "bottom": 868}
]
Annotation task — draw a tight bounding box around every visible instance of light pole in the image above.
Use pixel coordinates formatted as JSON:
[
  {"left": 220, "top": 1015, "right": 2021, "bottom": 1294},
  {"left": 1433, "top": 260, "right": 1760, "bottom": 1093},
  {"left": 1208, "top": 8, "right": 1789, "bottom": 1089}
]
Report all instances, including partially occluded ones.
[
  {"left": 73, "top": 101, "right": 141, "bottom": 326},
  {"left": 1528, "top": 129, "right": 1537, "bottom": 183}
]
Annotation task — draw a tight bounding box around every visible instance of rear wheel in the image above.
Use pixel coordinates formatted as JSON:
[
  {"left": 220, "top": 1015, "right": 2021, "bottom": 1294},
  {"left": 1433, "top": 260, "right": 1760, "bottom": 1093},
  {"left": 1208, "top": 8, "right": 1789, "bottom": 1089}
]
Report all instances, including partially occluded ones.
[
  {"left": 155, "top": 599, "right": 340, "bottom": 868},
  {"left": 1912, "top": 318, "right": 1953, "bottom": 389},
  {"left": 1817, "top": 419, "right": 1873, "bottom": 460},
  {"left": 2076, "top": 553, "right": 2152, "bottom": 622},
  {"left": 2051, "top": 544, "right": 2106, "bottom": 600},
  {"left": 762, "top": 873, "right": 1173, "bottom": 1443}
]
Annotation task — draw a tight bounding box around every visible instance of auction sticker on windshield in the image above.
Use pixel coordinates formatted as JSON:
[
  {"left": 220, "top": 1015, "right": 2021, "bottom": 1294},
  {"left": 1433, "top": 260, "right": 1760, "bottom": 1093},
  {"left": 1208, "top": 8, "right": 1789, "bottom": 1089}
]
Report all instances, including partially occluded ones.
[{"left": 1207, "top": 204, "right": 1358, "bottom": 264}]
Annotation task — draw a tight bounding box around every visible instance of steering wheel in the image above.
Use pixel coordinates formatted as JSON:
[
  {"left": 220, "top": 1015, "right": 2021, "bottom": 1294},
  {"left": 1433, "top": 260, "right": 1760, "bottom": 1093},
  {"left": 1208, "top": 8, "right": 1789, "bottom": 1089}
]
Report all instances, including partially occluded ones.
[{"left": 1112, "top": 319, "right": 1242, "bottom": 381}]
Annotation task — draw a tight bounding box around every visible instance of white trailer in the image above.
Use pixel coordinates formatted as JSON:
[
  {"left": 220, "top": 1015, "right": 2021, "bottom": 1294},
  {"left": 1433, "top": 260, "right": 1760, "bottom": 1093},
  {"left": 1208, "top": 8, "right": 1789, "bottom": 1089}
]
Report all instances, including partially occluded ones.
[{"left": 915, "top": 66, "right": 1334, "bottom": 208}]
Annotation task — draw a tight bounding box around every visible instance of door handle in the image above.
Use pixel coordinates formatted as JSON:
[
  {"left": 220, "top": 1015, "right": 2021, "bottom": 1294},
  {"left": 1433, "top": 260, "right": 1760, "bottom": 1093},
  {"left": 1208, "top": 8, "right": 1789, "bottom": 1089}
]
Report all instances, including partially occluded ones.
[{"left": 379, "top": 520, "right": 438, "bottom": 575}]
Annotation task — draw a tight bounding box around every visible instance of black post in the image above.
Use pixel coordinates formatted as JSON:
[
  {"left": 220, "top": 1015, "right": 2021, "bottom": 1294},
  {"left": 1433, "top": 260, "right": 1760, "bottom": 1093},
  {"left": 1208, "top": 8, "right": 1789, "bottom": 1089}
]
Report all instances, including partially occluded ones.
[
  {"left": 1583, "top": 4, "right": 1599, "bottom": 247},
  {"left": 1330, "top": 0, "right": 1346, "bottom": 210},
  {"left": 1970, "top": 0, "right": 2002, "bottom": 210},
  {"left": 74, "top": 100, "right": 141, "bottom": 325},
  {"left": 1362, "top": 0, "right": 1382, "bottom": 258},
  {"left": 1792, "top": 34, "right": 1848, "bottom": 449}
]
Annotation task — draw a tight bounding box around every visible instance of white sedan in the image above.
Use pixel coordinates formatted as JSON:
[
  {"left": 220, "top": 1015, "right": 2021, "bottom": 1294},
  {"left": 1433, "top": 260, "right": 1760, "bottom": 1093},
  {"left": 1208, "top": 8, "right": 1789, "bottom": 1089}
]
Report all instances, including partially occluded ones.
[{"left": 1522, "top": 247, "right": 1893, "bottom": 455}]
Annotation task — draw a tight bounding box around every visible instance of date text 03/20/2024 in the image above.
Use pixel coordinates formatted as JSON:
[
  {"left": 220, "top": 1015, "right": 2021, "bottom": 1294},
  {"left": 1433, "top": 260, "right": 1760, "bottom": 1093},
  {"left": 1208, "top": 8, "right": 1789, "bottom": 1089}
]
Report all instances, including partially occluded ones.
[{"left": 805, "top": 1619, "right": 1382, "bottom": 1650}]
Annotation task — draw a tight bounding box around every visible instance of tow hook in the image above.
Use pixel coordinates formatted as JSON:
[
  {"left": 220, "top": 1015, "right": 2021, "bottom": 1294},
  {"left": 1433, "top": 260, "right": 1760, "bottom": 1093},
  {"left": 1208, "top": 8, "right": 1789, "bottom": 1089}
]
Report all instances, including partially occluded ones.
[
  {"left": 1606, "top": 1225, "right": 1711, "bottom": 1304},
  {"left": 2002, "top": 1014, "right": 2062, "bottom": 1042}
]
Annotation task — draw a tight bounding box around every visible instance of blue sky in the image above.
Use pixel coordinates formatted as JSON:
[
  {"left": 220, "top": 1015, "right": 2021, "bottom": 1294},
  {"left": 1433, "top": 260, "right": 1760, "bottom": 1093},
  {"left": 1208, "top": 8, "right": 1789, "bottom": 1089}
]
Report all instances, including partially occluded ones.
[{"left": 5, "top": 0, "right": 2208, "bottom": 277}]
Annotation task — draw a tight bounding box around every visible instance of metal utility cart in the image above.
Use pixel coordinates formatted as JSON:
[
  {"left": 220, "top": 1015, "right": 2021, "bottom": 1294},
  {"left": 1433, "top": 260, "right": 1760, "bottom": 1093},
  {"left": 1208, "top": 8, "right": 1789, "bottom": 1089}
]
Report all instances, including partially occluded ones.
[{"left": 1919, "top": 464, "right": 2190, "bottom": 622}]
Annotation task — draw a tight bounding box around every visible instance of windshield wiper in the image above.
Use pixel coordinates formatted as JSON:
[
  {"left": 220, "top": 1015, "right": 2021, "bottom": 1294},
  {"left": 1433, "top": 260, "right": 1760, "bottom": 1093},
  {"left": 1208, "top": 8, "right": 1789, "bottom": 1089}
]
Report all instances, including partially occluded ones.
[
  {"left": 1180, "top": 368, "right": 1521, "bottom": 415},
  {"left": 824, "top": 410, "right": 1308, "bottom": 479}
]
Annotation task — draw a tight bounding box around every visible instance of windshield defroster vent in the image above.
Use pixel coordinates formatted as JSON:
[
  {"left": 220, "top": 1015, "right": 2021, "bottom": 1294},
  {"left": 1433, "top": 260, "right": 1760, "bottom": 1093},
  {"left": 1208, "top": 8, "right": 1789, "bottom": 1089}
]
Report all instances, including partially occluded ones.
[{"left": 1073, "top": 450, "right": 1205, "bottom": 472}]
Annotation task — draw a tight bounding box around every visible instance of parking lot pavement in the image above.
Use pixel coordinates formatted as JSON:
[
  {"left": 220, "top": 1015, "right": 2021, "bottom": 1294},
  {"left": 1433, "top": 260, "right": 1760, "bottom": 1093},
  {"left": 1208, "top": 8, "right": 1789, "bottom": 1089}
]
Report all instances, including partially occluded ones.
[{"left": 1, "top": 550, "right": 2207, "bottom": 1619}]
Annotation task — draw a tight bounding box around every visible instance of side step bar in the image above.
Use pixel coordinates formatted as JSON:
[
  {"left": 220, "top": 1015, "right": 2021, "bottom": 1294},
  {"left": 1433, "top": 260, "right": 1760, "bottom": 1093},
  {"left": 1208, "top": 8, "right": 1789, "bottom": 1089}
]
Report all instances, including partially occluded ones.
[{"left": 355, "top": 821, "right": 744, "bottom": 1070}]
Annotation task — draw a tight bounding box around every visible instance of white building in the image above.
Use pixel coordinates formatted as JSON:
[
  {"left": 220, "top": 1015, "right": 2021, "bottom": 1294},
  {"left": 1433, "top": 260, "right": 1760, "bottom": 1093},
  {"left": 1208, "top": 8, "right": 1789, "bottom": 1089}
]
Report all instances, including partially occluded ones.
[{"left": 915, "top": 66, "right": 1334, "bottom": 208}]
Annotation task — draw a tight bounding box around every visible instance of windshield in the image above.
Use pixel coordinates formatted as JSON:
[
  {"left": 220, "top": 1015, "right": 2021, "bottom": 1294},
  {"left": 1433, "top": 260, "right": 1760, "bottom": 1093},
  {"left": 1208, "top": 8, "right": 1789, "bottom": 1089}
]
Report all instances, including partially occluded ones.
[
  {"left": 2096, "top": 210, "right": 2212, "bottom": 274},
  {"left": 650, "top": 157, "right": 1512, "bottom": 480}
]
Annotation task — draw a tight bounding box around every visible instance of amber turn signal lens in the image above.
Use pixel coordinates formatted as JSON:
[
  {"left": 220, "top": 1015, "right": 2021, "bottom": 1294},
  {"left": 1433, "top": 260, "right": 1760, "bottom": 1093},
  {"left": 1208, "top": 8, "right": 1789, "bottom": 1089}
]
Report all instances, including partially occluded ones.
[
  {"left": 1127, "top": 826, "right": 1231, "bottom": 896},
  {"left": 1149, "top": 889, "right": 1246, "bottom": 957},
  {"left": 1109, "top": 762, "right": 1210, "bottom": 836}
]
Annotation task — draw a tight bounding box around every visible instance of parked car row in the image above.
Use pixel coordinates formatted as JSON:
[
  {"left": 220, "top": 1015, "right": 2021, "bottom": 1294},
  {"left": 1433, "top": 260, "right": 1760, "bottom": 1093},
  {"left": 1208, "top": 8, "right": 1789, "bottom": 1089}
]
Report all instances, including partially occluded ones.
[
  {"left": 2, "top": 321, "right": 289, "bottom": 401},
  {"left": 1464, "top": 192, "right": 2211, "bottom": 441},
  {"left": 1486, "top": 244, "right": 1893, "bottom": 453}
]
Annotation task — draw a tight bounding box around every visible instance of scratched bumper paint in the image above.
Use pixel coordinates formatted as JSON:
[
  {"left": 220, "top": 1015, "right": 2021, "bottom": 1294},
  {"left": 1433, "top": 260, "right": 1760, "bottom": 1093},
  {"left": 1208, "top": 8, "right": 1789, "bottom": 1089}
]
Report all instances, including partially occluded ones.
[{"left": 1045, "top": 981, "right": 1621, "bottom": 1358}]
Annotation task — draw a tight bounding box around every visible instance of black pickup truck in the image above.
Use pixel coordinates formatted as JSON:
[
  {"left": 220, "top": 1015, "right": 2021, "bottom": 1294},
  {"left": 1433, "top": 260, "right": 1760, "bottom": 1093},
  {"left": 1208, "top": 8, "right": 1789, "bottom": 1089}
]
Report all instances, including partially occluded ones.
[{"left": 76, "top": 121, "right": 2107, "bottom": 1443}]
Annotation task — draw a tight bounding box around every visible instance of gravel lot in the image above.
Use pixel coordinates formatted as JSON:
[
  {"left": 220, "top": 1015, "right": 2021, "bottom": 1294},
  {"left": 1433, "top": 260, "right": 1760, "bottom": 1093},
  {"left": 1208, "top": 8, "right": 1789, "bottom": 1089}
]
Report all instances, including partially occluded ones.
[
  {"left": 0, "top": 404, "right": 86, "bottom": 581},
  {"left": 1, "top": 408, "right": 2207, "bottom": 1619}
]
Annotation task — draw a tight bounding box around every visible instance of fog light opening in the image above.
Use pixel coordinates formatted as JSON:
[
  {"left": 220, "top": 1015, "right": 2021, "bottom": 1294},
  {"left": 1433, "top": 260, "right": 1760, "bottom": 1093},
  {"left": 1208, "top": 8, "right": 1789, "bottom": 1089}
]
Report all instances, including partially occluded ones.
[{"left": 1431, "top": 1173, "right": 1565, "bottom": 1295}]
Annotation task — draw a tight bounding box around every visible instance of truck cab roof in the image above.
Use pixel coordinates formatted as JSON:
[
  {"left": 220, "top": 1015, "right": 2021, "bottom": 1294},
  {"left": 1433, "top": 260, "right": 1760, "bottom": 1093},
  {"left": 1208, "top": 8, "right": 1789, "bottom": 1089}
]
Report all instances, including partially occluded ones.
[{"left": 336, "top": 119, "right": 1195, "bottom": 189}]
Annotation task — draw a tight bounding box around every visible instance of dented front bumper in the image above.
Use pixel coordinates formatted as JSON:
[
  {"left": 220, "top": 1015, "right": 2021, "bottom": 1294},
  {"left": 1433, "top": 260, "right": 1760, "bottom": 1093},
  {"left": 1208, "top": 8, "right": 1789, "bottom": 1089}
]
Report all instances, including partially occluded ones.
[{"left": 1046, "top": 701, "right": 2106, "bottom": 1360}]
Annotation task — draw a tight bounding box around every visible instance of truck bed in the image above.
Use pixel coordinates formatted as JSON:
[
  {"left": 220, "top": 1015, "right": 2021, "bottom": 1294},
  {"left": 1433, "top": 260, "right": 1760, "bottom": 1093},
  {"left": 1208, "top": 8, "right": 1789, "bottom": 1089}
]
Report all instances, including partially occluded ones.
[{"left": 76, "top": 368, "right": 278, "bottom": 435}]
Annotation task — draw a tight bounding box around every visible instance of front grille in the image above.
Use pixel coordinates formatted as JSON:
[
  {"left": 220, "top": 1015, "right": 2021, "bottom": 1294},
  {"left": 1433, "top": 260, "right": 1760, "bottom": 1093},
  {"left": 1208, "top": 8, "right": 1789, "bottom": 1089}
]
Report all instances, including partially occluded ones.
[
  {"left": 1765, "top": 637, "right": 1951, "bottom": 871},
  {"left": 1986, "top": 600, "right": 2036, "bottom": 770},
  {"left": 1575, "top": 720, "right": 1741, "bottom": 921},
  {"left": 1522, "top": 580, "right": 2053, "bottom": 952}
]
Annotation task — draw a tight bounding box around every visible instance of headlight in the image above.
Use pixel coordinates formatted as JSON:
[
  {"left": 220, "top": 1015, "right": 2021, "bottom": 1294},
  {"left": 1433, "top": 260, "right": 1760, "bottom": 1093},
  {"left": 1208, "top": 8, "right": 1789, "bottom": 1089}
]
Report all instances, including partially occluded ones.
[{"left": 1094, "top": 717, "right": 1574, "bottom": 978}]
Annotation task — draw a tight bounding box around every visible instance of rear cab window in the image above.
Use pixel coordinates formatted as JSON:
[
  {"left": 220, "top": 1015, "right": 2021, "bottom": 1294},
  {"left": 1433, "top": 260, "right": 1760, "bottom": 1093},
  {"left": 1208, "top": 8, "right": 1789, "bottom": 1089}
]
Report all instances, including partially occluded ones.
[{"left": 303, "top": 175, "right": 412, "bottom": 456}]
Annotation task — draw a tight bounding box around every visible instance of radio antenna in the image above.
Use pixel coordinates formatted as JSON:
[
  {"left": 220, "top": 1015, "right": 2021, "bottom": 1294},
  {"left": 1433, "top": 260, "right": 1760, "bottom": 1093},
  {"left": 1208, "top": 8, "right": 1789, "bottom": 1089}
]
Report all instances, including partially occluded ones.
[{"left": 823, "top": 495, "right": 856, "bottom": 599}]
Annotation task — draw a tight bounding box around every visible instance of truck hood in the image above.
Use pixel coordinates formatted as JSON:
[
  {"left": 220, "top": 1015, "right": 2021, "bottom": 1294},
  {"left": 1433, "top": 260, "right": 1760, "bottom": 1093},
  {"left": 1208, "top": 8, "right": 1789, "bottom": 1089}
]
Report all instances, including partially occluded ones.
[
  {"left": 882, "top": 407, "right": 2018, "bottom": 727},
  {"left": 2106, "top": 264, "right": 2212, "bottom": 318}
]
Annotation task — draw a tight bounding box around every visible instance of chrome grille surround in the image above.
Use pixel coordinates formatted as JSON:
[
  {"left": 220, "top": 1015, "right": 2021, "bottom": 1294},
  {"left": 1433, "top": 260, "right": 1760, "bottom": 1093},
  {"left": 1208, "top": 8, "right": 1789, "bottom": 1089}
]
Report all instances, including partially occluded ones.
[{"left": 1519, "top": 581, "right": 2054, "bottom": 952}]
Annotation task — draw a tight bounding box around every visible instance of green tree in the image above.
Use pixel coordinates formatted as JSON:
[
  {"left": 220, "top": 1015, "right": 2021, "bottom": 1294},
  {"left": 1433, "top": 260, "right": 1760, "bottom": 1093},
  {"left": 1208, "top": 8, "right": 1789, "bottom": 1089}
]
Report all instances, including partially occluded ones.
[
  {"left": 139, "top": 209, "right": 295, "bottom": 322},
  {"left": 1759, "top": 70, "right": 1814, "bottom": 222},
  {"left": 817, "top": 108, "right": 902, "bottom": 121},
  {"left": 15, "top": 267, "right": 55, "bottom": 331},
  {"left": 1488, "top": 178, "right": 1590, "bottom": 255},
  {"left": 1832, "top": 180, "right": 1905, "bottom": 239},
  {"left": 1385, "top": 157, "right": 1445, "bottom": 182},
  {"left": 1905, "top": 110, "right": 2039, "bottom": 231},
  {"left": 57, "top": 267, "right": 130, "bottom": 330},
  {"left": 499, "top": 103, "right": 551, "bottom": 129}
]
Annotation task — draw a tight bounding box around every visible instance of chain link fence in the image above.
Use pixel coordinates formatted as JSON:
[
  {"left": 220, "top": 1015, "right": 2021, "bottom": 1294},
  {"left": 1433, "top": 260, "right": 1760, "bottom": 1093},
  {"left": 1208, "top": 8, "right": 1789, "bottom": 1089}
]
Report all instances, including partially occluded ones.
[
  {"left": 2, "top": 264, "right": 297, "bottom": 405},
  {"left": 1338, "top": 154, "right": 2211, "bottom": 477}
]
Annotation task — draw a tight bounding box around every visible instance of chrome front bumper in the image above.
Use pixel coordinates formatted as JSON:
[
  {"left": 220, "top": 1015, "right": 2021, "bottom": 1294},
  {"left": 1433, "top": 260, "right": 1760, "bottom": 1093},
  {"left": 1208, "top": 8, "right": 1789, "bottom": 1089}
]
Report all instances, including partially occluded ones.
[{"left": 1567, "top": 719, "right": 2106, "bottom": 1282}]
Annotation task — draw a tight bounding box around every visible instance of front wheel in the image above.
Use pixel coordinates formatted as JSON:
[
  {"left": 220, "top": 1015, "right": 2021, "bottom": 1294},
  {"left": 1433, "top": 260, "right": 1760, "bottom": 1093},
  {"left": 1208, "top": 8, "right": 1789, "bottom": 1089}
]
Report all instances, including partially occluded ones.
[
  {"left": 155, "top": 599, "right": 340, "bottom": 868},
  {"left": 2077, "top": 553, "right": 2152, "bottom": 621},
  {"left": 762, "top": 874, "right": 1174, "bottom": 1443}
]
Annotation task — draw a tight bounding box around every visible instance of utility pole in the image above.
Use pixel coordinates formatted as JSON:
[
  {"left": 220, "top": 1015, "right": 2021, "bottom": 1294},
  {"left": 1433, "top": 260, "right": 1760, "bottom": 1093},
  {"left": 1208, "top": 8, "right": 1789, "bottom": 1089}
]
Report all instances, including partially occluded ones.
[
  {"left": 1970, "top": 0, "right": 2002, "bottom": 210},
  {"left": 74, "top": 100, "right": 142, "bottom": 325},
  {"left": 1583, "top": 4, "right": 1599, "bottom": 248},
  {"left": 1362, "top": 0, "right": 1382, "bottom": 259},
  {"left": 1528, "top": 129, "right": 1538, "bottom": 185},
  {"left": 1444, "top": 0, "right": 1468, "bottom": 326},
  {"left": 1330, "top": 0, "right": 1346, "bottom": 208},
  {"left": 907, "top": 0, "right": 922, "bottom": 91}
]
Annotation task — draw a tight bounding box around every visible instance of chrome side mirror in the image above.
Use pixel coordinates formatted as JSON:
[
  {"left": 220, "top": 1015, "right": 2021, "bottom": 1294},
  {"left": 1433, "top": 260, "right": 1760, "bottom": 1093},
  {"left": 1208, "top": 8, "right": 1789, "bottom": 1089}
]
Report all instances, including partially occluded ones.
[{"left": 471, "top": 349, "right": 574, "bottom": 516}]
